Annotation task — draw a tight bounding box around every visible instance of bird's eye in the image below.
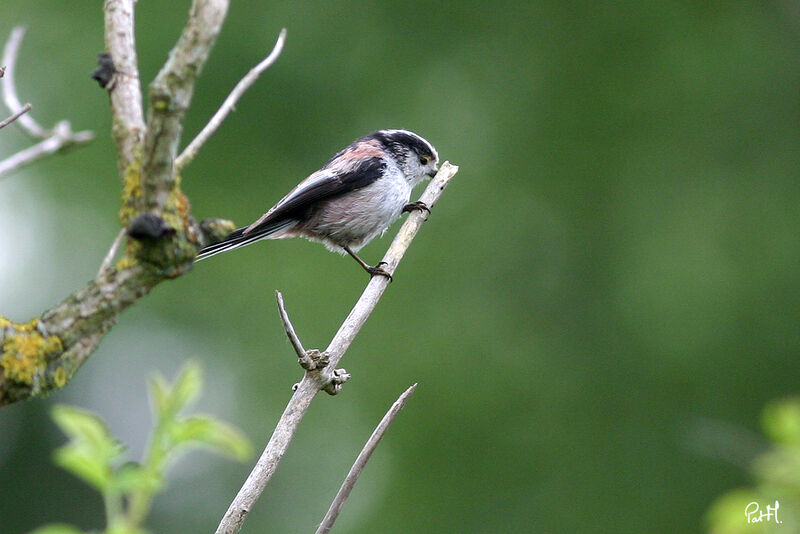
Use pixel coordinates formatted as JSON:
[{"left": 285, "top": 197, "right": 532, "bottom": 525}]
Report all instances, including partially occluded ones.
[{"left": 419, "top": 155, "right": 430, "bottom": 165}]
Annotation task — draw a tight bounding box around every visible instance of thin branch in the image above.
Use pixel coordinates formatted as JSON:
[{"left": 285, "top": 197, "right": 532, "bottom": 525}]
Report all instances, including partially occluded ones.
[
  {"left": 176, "top": 28, "right": 287, "bottom": 170},
  {"left": 142, "top": 0, "right": 229, "bottom": 212},
  {"left": 1, "top": 27, "right": 49, "bottom": 138},
  {"left": 216, "top": 161, "right": 459, "bottom": 534},
  {"left": 316, "top": 383, "right": 418, "bottom": 534},
  {"left": 0, "top": 102, "right": 30, "bottom": 130},
  {"left": 276, "top": 290, "right": 305, "bottom": 356},
  {"left": 0, "top": 122, "right": 94, "bottom": 178},
  {"left": 276, "top": 290, "right": 320, "bottom": 371},
  {"left": 97, "top": 229, "right": 127, "bottom": 279},
  {"left": 103, "top": 0, "right": 146, "bottom": 174},
  {"left": 0, "top": 133, "right": 64, "bottom": 176},
  {"left": 0, "top": 28, "right": 94, "bottom": 180}
]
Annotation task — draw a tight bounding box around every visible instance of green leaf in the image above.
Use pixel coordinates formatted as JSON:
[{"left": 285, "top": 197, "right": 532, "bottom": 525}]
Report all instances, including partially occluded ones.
[
  {"left": 52, "top": 446, "right": 111, "bottom": 491},
  {"left": 51, "top": 405, "right": 118, "bottom": 451},
  {"left": 168, "top": 415, "right": 252, "bottom": 461},
  {"left": 51, "top": 405, "right": 124, "bottom": 490},
  {"left": 147, "top": 375, "right": 170, "bottom": 420},
  {"left": 148, "top": 361, "right": 203, "bottom": 420},
  {"left": 27, "top": 524, "right": 85, "bottom": 534},
  {"left": 169, "top": 361, "right": 203, "bottom": 410}
]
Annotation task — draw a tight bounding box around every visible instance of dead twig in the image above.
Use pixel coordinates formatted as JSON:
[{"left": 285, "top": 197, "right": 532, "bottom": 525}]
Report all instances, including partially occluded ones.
[
  {"left": 276, "top": 290, "right": 317, "bottom": 370},
  {"left": 0, "top": 27, "right": 94, "bottom": 179},
  {"left": 1, "top": 28, "right": 48, "bottom": 138},
  {"left": 96, "top": 229, "right": 127, "bottom": 279},
  {"left": 0, "top": 122, "right": 94, "bottom": 177},
  {"left": 176, "top": 28, "right": 287, "bottom": 170},
  {"left": 315, "top": 384, "right": 418, "bottom": 534},
  {"left": 0, "top": 102, "right": 30, "bottom": 130}
]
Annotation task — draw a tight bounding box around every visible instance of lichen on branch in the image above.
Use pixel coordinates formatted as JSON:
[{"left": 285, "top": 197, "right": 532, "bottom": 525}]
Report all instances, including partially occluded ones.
[{"left": 0, "top": 0, "right": 234, "bottom": 406}]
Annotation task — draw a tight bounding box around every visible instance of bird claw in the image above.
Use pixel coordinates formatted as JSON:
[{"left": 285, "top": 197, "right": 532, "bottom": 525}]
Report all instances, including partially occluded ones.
[
  {"left": 367, "top": 262, "right": 393, "bottom": 282},
  {"left": 402, "top": 201, "right": 430, "bottom": 216}
]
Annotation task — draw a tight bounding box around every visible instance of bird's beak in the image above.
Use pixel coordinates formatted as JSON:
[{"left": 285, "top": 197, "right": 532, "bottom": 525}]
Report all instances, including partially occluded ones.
[{"left": 427, "top": 167, "right": 439, "bottom": 178}]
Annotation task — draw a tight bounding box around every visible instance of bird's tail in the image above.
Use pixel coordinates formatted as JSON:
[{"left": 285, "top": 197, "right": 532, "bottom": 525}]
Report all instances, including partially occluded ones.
[{"left": 195, "top": 220, "right": 295, "bottom": 261}]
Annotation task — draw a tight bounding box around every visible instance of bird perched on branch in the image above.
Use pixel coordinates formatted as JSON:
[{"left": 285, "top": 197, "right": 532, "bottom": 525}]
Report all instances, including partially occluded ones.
[{"left": 196, "top": 129, "right": 439, "bottom": 278}]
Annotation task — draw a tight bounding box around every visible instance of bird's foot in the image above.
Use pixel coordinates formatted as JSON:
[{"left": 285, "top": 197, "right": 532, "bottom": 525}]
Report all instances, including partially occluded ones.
[
  {"left": 367, "top": 261, "right": 393, "bottom": 282},
  {"left": 402, "top": 201, "right": 430, "bottom": 216}
]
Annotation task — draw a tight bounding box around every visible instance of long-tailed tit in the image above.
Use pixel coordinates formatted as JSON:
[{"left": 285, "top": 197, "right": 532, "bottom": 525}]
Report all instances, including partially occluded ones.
[{"left": 196, "top": 129, "right": 439, "bottom": 278}]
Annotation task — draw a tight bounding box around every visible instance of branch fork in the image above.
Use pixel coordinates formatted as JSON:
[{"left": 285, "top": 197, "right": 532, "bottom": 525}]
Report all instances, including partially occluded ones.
[
  {"left": 1, "top": 3, "right": 287, "bottom": 405},
  {"left": 277, "top": 291, "right": 350, "bottom": 394},
  {"left": 0, "top": 27, "right": 94, "bottom": 179}
]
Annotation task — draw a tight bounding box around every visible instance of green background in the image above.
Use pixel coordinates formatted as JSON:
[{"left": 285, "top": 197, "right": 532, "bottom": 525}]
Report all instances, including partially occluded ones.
[{"left": 2, "top": 1, "right": 799, "bottom": 532}]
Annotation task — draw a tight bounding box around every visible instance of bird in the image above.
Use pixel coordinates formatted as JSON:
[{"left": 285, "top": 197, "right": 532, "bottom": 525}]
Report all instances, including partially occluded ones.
[{"left": 196, "top": 129, "right": 439, "bottom": 278}]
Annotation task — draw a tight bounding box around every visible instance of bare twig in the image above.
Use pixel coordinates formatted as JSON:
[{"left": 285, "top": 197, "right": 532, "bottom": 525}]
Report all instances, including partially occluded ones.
[
  {"left": 0, "top": 102, "right": 30, "bottom": 130},
  {"left": 1, "top": 28, "right": 48, "bottom": 138},
  {"left": 176, "top": 28, "right": 287, "bottom": 170},
  {"left": 316, "top": 383, "right": 418, "bottom": 534},
  {"left": 0, "top": 134, "right": 63, "bottom": 176},
  {"left": 276, "top": 290, "right": 319, "bottom": 371},
  {"left": 0, "top": 27, "right": 94, "bottom": 179},
  {"left": 216, "top": 161, "right": 459, "bottom": 534},
  {"left": 97, "top": 229, "right": 127, "bottom": 279},
  {"left": 0, "top": 122, "right": 94, "bottom": 178},
  {"left": 103, "top": 0, "right": 146, "bottom": 174}
]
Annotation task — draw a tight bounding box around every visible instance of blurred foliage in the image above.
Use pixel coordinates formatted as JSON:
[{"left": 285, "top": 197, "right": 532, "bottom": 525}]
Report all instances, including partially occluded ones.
[
  {"left": 706, "top": 398, "right": 800, "bottom": 533},
  {"left": 31, "top": 362, "right": 250, "bottom": 534},
  {"left": 1, "top": 1, "right": 800, "bottom": 533}
]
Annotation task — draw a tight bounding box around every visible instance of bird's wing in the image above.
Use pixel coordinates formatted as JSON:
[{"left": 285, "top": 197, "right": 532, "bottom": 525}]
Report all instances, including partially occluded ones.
[{"left": 243, "top": 156, "right": 387, "bottom": 236}]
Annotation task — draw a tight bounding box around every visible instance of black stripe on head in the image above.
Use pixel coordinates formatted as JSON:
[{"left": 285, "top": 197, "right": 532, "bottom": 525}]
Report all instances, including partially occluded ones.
[{"left": 368, "top": 130, "right": 437, "bottom": 164}]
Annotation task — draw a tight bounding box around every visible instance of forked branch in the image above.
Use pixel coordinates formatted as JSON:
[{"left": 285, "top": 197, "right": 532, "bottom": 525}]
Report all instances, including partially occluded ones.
[
  {"left": 0, "top": 1, "right": 240, "bottom": 405},
  {"left": 0, "top": 27, "right": 94, "bottom": 179}
]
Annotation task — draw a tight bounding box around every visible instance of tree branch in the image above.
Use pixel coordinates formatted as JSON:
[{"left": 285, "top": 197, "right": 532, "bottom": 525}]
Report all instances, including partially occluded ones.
[
  {"left": 0, "top": 1, "right": 235, "bottom": 406},
  {"left": 176, "top": 28, "right": 287, "bottom": 170},
  {"left": 215, "top": 162, "right": 459, "bottom": 534},
  {"left": 142, "top": 0, "right": 228, "bottom": 212},
  {"left": 315, "top": 383, "right": 418, "bottom": 534},
  {"left": 1, "top": 28, "right": 48, "bottom": 138},
  {"left": 103, "top": 0, "right": 146, "bottom": 175}
]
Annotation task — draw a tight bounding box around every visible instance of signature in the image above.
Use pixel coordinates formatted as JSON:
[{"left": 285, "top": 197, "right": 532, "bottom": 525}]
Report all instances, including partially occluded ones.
[{"left": 745, "top": 500, "right": 781, "bottom": 524}]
